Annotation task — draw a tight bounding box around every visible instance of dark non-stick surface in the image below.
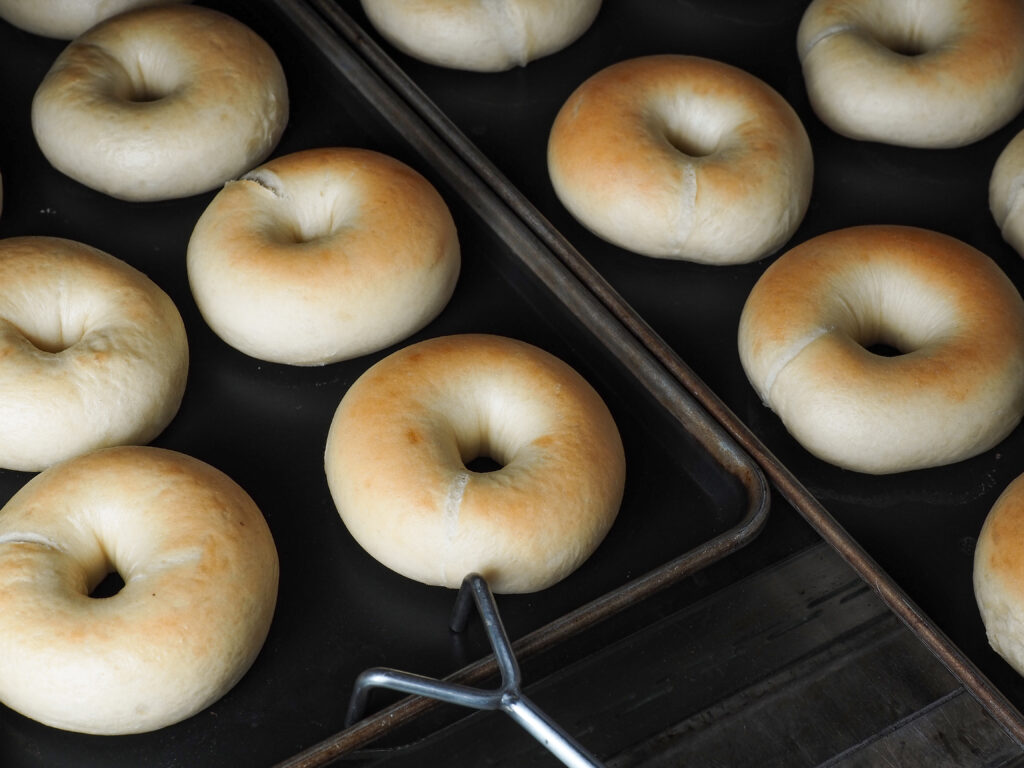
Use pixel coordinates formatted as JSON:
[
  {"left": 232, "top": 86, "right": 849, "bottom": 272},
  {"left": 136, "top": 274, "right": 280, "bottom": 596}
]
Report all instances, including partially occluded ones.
[
  {"left": 338, "top": 0, "right": 1024, "bottom": 730},
  {"left": 0, "top": 1, "right": 770, "bottom": 765}
]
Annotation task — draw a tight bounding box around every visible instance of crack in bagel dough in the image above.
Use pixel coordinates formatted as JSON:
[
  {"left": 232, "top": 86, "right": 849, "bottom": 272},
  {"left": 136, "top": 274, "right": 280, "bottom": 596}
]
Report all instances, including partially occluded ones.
[
  {"left": 991, "top": 129, "right": 1024, "bottom": 258},
  {"left": 738, "top": 225, "right": 1024, "bottom": 474},
  {"left": 0, "top": 236, "right": 188, "bottom": 472},
  {"left": 359, "top": 0, "right": 602, "bottom": 72},
  {"left": 0, "top": 446, "right": 279, "bottom": 735},
  {"left": 324, "top": 334, "right": 626, "bottom": 594},
  {"left": 975, "top": 473, "right": 1024, "bottom": 680},
  {"left": 797, "top": 0, "right": 1024, "bottom": 148},
  {"left": 187, "top": 147, "right": 460, "bottom": 366},
  {"left": 0, "top": 0, "right": 189, "bottom": 39},
  {"left": 547, "top": 55, "right": 813, "bottom": 264},
  {"left": 30, "top": 5, "right": 288, "bottom": 201}
]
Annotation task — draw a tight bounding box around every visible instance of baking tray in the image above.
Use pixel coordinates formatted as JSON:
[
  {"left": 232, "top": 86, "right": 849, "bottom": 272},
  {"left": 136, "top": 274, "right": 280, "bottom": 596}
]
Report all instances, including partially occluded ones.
[
  {"left": 322, "top": 0, "right": 1024, "bottom": 747},
  {"left": 0, "top": 1, "right": 770, "bottom": 765}
]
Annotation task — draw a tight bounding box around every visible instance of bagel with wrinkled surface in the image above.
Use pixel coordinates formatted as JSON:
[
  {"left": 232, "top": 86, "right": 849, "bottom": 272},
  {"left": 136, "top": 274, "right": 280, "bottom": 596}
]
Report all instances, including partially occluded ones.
[
  {"left": 738, "top": 225, "right": 1024, "bottom": 474},
  {"left": 797, "top": 0, "right": 1024, "bottom": 147},
  {"left": 360, "top": 0, "right": 601, "bottom": 71},
  {"left": 547, "top": 54, "right": 813, "bottom": 264},
  {"left": 0, "top": 236, "right": 188, "bottom": 472},
  {"left": 0, "top": 446, "right": 279, "bottom": 735},
  {"left": 187, "top": 147, "right": 460, "bottom": 365},
  {"left": 324, "top": 334, "right": 626, "bottom": 593},
  {"left": 31, "top": 5, "right": 288, "bottom": 201},
  {"left": 0, "top": 0, "right": 189, "bottom": 39}
]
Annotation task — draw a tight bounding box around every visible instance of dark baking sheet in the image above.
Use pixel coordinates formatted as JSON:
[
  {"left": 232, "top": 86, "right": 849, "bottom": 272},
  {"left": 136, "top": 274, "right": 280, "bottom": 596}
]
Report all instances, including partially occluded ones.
[
  {"left": 0, "top": 1, "right": 769, "bottom": 765},
  {"left": 328, "top": 0, "right": 1024, "bottom": 743}
]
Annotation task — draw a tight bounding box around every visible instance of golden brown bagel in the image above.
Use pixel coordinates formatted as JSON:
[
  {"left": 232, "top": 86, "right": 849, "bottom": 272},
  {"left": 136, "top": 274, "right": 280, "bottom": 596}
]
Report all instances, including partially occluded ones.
[
  {"left": 547, "top": 55, "right": 813, "bottom": 264},
  {"left": 187, "top": 147, "right": 460, "bottom": 365},
  {"left": 738, "top": 225, "right": 1024, "bottom": 474},
  {"left": 975, "top": 473, "right": 1024, "bottom": 679},
  {"left": 0, "top": 0, "right": 189, "bottom": 39},
  {"left": 360, "top": 0, "right": 602, "bottom": 71},
  {"left": 31, "top": 5, "right": 288, "bottom": 201},
  {"left": 324, "top": 334, "right": 626, "bottom": 593},
  {"left": 797, "top": 0, "right": 1024, "bottom": 148},
  {"left": 991, "top": 129, "right": 1024, "bottom": 257},
  {"left": 0, "top": 446, "right": 279, "bottom": 735},
  {"left": 0, "top": 236, "right": 188, "bottom": 472}
]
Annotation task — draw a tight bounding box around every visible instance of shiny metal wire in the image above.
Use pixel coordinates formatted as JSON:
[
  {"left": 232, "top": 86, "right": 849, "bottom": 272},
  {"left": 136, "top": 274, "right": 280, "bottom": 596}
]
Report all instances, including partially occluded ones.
[{"left": 345, "top": 573, "right": 605, "bottom": 768}]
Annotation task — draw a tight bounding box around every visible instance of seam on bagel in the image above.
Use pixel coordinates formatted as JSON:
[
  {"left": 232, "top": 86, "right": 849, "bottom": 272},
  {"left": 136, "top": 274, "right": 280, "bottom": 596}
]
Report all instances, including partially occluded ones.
[
  {"left": 481, "top": 0, "right": 529, "bottom": 66},
  {"left": 0, "top": 532, "right": 66, "bottom": 553},
  {"left": 443, "top": 470, "right": 470, "bottom": 540},
  {"left": 674, "top": 164, "right": 698, "bottom": 255},
  {"left": 798, "top": 23, "right": 858, "bottom": 60},
  {"left": 999, "top": 174, "right": 1024, "bottom": 230},
  {"left": 240, "top": 170, "right": 286, "bottom": 200},
  {"left": 761, "top": 324, "right": 833, "bottom": 404}
]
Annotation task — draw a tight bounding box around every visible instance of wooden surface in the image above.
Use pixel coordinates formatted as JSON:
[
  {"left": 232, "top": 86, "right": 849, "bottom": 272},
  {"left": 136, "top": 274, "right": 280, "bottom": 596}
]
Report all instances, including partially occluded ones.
[{"left": 332, "top": 503, "right": 1024, "bottom": 766}]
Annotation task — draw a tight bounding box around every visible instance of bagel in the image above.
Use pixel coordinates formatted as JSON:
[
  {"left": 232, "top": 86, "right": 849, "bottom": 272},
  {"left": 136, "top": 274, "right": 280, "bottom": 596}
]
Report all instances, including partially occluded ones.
[
  {"left": 31, "top": 5, "right": 288, "bottom": 201},
  {"left": 797, "top": 0, "right": 1024, "bottom": 148},
  {"left": 738, "top": 225, "right": 1024, "bottom": 474},
  {"left": 324, "top": 334, "right": 626, "bottom": 593},
  {"left": 0, "top": 236, "right": 188, "bottom": 472},
  {"left": 991, "top": 129, "right": 1024, "bottom": 257},
  {"left": 975, "top": 473, "right": 1024, "bottom": 679},
  {"left": 187, "top": 147, "right": 460, "bottom": 366},
  {"left": 0, "top": 446, "right": 278, "bottom": 735},
  {"left": 359, "top": 0, "right": 601, "bottom": 71},
  {"left": 547, "top": 54, "right": 813, "bottom": 264},
  {"left": 0, "top": 0, "right": 189, "bottom": 39}
]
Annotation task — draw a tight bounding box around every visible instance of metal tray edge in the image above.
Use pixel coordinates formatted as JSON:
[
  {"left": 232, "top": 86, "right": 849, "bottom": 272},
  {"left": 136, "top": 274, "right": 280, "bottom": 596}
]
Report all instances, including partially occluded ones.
[
  {"left": 299, "top": 0, "right": 1024, "bottom": 751},
  {"left": 264, "top": 0, "right": 774, "bottom": 763}
]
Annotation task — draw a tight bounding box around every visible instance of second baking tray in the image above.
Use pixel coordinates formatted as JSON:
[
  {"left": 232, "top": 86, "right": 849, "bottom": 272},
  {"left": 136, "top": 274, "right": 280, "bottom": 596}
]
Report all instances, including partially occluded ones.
[
  {"left": 322, "top": 0, "right": 1024, "bottom": 747},
  {"left": 0, "top": 1, "right": 768, "bottom": 764}
]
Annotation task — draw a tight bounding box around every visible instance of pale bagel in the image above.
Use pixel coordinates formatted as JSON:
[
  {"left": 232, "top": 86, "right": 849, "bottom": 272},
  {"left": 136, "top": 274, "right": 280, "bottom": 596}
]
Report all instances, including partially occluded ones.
[
  {"left": 0, "top": 0, "right": 189, "bottom": 39},
  {"left": 0, "top": 446, "right": 279, "bottom": 735},
  {"left": 738, "top": 225, "right": 1024, "bottom": 474},
  {"left": 187, "top": 147, "right": 460, "bottom": 366},
  {"left": 360, "top": 0, "right": 601, "bottom": 71},
  {"left": 547, "top": 54, "right": 813, "bottom": 264},
  {"left": 324, "top": 334, "right": 626, "bottom": 593},
  {"left": 975, "top": 473, "right": 1024, "bottom": 679},
  {"left": 991, "top": 129, "right": 1024, "bottom": 257},
  {"left": 0, "top": 236, "right": 188, "bottom": 472},
  {"left": 797, "top": 0, "right": 1024, "bottom": 148},
  {"left": 31, "top": 5, "right": 288, "bottom": 201}
]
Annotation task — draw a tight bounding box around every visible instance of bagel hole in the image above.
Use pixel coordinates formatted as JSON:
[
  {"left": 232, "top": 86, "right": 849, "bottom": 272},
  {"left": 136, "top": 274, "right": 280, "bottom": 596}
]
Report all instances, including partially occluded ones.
[
  {"left": 865, "top": 342, "right": 904, "bottom": 358},
  {"left": 127, "top": 85, "right": 170, "bottom": 103},
  {"left": 663, "top": 127, "right": 717, "bottom": 158},
  {"left": 25, "top": 335, "right": 71, "bottom": 354},
  {"left": 90, "top": 570, "right": 125, "bottom": 599},
  {"left": 124, "top": 66, "right": 179, "bottom": 104},
  {"left": 19, "top": 326, "right": 79, "bottom": 354},
  {"left": 465, "top": 455, "right": 504, "bottom": 474},
  {"left": 880, "top": 38, "right": 928, "bottom": 57},
  {"left": 121, "top": 62, "right": 180, "bottom": 104},
  {"left": 872, "top": 25, "right": 934, "bottom": 57}
]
